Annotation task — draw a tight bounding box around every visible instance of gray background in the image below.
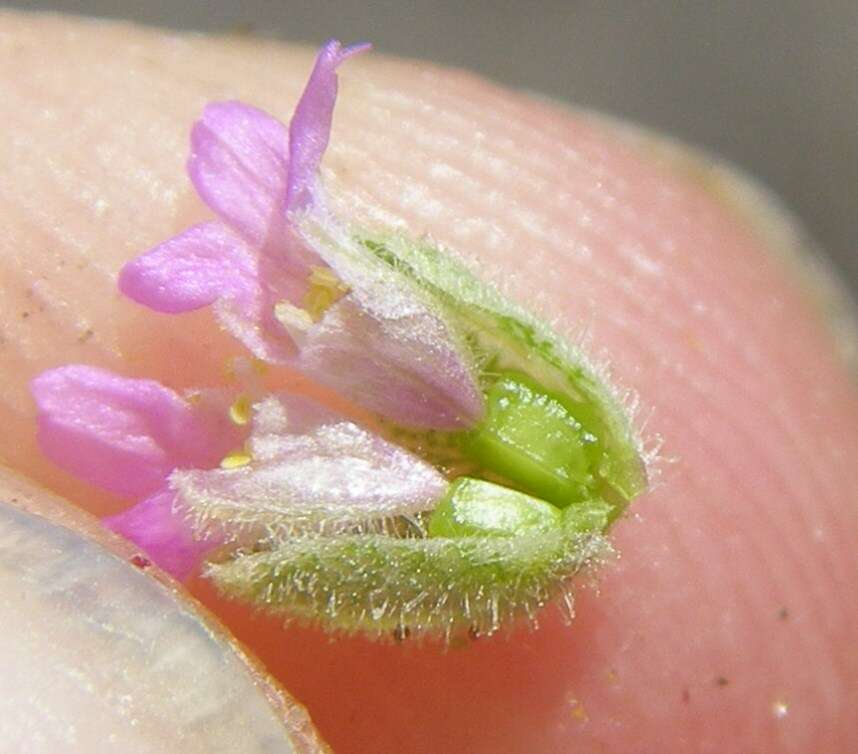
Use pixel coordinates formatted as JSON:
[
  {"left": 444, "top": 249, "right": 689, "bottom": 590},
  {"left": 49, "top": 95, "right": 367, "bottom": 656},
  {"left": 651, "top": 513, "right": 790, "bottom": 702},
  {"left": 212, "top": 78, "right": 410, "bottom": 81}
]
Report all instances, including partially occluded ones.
[{"left": 9, "top": 1, "right": 858, "bottom": 296}]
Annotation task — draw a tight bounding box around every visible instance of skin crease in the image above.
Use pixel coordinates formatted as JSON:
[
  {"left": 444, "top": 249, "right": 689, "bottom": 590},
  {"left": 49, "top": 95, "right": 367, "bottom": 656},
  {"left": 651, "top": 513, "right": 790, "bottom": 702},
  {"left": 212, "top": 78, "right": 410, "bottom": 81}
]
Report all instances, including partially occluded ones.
[{"left": 1, "top": 11, "right": 857, "bottom": 754}]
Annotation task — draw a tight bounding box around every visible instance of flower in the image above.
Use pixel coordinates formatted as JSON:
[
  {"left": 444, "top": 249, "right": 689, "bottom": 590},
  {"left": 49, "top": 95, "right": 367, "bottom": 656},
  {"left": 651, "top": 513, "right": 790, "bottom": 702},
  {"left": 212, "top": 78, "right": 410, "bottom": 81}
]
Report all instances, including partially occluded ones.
[
  {"left": 30, "top": 40, "right": 649, "bottom": 638},
  {"left": 118, "top": 39, "right": 483, "bottom": 431},
  {"left": 31, "top": 366, "right": 447, "bottom": 579},
  {"left": 173, "top": 395, "right": 449, "bottom": 543}
]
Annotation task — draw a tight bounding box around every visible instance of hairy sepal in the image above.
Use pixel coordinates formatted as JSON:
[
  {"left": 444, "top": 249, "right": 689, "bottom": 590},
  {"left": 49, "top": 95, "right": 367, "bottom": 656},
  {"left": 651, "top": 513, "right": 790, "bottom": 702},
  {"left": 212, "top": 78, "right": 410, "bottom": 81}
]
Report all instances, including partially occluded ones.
[
  {"left": 355, "top": 231, "right": 649, "bottom": 503},
  {"left": 206, "top": 521, "right": 611, "bottom": 641}
]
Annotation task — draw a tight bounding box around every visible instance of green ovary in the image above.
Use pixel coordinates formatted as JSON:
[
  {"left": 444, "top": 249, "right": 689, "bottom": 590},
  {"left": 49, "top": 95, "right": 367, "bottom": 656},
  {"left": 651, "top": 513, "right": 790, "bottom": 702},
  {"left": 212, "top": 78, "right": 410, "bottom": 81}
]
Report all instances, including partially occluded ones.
[{"left": 562, "top": 497, "right": 613, "bottom": 534}]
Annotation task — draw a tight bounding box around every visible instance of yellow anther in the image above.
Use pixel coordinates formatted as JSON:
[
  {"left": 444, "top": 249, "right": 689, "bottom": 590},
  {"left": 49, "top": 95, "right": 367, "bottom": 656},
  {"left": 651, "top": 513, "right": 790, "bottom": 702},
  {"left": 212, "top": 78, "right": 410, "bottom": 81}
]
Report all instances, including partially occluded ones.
[
  {"left": 303, "top": 265, "right": 350, "bottom": 322},
  {"left": 220, "top": 448, "right": 253, "bottom": 469},
  {"left": 228, "top": 394, "right": 252, "bottom": 426}
]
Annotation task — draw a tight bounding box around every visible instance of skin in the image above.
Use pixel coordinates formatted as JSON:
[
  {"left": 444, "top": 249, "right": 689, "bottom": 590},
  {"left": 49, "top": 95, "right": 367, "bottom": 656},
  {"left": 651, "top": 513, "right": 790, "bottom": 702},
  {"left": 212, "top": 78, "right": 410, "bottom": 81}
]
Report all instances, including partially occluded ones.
[{"left": 1, "top": 11, "right": 857, "bottom": 754}]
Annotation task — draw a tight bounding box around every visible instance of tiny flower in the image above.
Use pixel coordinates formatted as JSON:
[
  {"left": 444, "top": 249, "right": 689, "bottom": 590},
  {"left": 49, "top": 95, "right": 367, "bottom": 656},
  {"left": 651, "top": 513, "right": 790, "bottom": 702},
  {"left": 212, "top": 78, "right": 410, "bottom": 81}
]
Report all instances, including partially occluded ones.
[
  {"left": 32, "top": 41, "right": 652, "bottom": 640},
  {"left": 118, "top": 39, "right": 483, "bottom": 431},
  {"left": 174, "top": 395, "right": 449, "bottom": 543},
  {"left": 31, "top": 366, "right": 447, "bottom": 579}
]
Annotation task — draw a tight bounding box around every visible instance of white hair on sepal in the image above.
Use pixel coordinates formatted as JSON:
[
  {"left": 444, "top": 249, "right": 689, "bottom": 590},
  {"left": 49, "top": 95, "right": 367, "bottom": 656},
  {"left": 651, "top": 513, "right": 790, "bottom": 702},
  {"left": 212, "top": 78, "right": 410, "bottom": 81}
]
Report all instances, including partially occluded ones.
[
  {"left": 176, "top": 480, "right": 432, "bottom": 555},
  {"left": 557, "top": 326, "right": 663, "bottom": 494},
  {"left": 206, "top": 526, "right": 613, "bottom": 644},
  {"left": 554, "top": 310, "right": 667, "bottom": 491}
]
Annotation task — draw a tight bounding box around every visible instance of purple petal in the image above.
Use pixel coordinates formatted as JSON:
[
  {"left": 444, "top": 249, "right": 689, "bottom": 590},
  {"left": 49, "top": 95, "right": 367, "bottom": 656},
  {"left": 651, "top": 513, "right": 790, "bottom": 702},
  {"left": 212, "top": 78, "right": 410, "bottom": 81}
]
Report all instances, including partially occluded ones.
[
  {"left": 31, "top": 366, "right": 236, "bottom": 499},
  {"left": 298, "top": 298, "right": 483, "bottom": 430},
  {"left": 172, "top": 396, "right": 447, "bottom": 541},
  {"left": 120, "top": 42, "right": 372, "bottom": 366},
  {"left": 119, "top": 222, "right": 258, "bottom": 314},
  {"left": 188, "top": 101, "right": 290, "bottom": 246},
  {"left": 289, "top": 217, "right": 484, "bottom": 429},
  {"left": 286, "top": 39, "right": 370, "bottom": 213},
  {"left": 104, "top": 488, "right": 217, "bottom": 580},
  {"left": 120, "top": 222, "right": 302, "bottom": 362}
]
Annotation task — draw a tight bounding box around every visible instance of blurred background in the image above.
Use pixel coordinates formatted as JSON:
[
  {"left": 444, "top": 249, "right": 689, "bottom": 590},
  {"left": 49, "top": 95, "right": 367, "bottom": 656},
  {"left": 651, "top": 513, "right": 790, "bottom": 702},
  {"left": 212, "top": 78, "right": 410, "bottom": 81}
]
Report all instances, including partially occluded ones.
[{"left": 10, "top": 0, "right": 858, "bottom": 295}]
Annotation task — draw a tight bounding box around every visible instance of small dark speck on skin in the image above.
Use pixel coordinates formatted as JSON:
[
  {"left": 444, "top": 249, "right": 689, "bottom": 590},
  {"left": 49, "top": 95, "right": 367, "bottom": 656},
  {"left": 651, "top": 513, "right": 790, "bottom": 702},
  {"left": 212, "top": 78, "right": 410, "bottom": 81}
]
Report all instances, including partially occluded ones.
[
  {"left": 778, "top": 607, "right": 790, "bottom": 621},
  {"left": 130, "top": 554, "right": 151, "bottom": 569},
  {"left": 716, "top": 677, "right": 729, "bottom": 687},
  {"left": 682, "top": 688, "right": 691, "bottom": 704},
  {"left": 77, "top": 328, "right": 94, "bottom": 344},
  {"left": 20, "top": 311, "right": 30, "bottom": 320}
]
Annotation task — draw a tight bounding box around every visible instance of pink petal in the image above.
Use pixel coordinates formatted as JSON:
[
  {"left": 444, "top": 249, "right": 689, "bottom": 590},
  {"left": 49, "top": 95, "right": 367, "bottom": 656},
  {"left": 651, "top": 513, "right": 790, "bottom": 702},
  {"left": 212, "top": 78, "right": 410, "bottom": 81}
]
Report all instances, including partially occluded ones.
[
  {"left": 298, "top": 298, "right": 483, "bottom": 430},
  {"left": 286, "top": 39, "right": 370, "bottom": 213},
  {"left": 119, "top": 222, "right": 300, "bottom": 362},
  {"left": 31, "top": 366, "right": 235, "bottom": 499},
  {"left": 121, "top": 42, "right": 372, "bottom": 366},
  {"left": 104, "top": 488, "right": 217, "bottom": 580},
  {"left": 288, "top": 213, "right": 485, "bottom": 429},
  {"left": 188, "top": 101, "right": 290, "bottom": 247},
  {"left": 118, "top": 222, "right": 258, "bottom": 314}
]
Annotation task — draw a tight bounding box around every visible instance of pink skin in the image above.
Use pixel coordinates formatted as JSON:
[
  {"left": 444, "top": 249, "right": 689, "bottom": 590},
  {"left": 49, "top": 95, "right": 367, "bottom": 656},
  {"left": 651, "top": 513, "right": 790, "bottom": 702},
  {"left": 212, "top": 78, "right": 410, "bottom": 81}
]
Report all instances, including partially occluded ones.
[{"left": 1, "top": 12, "right": 857, "bottom": 754}]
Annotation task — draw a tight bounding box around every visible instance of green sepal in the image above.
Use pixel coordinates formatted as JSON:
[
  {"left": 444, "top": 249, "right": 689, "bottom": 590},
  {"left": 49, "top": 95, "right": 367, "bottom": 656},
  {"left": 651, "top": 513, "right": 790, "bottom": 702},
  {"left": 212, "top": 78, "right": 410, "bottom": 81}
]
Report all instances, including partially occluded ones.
[
  {"left": 219, "top": 218, "right": 653, "bottom": 641},
  {"left": 208, "top": 518, "right": 609, "bottom": 640},
  {"left": 357, "top": 232, "right": 648, "bottom": 505}
]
